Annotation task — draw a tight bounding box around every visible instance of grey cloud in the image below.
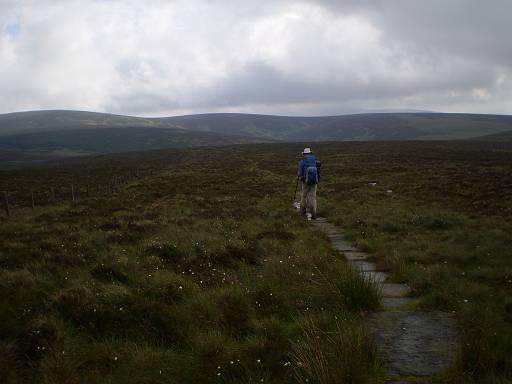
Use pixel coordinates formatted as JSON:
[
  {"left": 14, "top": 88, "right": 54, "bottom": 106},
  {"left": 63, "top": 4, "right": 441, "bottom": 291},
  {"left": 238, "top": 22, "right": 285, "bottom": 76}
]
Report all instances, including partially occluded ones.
[
  {"left": 107, "top": 92, "right": 181, "bottom": 115},
  {"left": 320, "top": 0, "right": 512, "bottom": 64},
  {"left": 0, "top": 0, "right": 510, "bottom": 116},
  {"left": 165, "top": 57, "right": 499, "bottom": 112}
]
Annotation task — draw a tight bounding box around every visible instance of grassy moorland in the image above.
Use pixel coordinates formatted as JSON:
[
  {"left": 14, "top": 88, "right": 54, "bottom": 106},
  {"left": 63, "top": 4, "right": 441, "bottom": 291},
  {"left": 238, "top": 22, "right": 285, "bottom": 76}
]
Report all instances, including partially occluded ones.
[
  {"left": 317, "top": 141, "right": 512, "bottom": 383},
  {"left": 1, "top": 141, "right": 511, "bottom": 383},
  {"left": 0, "top": 146, "right": 381, "bottom": 384}
]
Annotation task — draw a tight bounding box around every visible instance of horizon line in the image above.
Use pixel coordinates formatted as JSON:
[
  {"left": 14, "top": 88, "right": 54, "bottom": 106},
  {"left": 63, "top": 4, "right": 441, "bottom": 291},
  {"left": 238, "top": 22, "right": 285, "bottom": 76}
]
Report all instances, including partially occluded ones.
[{"left": 1, "top": 108, "right": 512, "bottom": 119}]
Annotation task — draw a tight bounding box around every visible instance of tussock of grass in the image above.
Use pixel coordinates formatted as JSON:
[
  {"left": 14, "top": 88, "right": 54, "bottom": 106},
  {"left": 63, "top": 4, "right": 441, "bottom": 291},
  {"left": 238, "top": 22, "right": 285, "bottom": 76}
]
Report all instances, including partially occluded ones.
[
  {"left": 292, "top": 315, "right": 378, "bottom": 384},
  {"left": 311, "top": 263, "right": 382, "bottom": 312},
  {"left": 382, "top": 250, "right": 409, "bottom": 283}
]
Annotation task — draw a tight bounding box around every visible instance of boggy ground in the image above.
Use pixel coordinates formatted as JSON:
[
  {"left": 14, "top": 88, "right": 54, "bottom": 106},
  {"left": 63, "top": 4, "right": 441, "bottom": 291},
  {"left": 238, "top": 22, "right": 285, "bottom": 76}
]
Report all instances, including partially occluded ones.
[
  {"left": 1, "top": 140, "right": 511, "bottom": 383},
  {"left": 0, "top": 145, "right": 382, "bottom": 384}
]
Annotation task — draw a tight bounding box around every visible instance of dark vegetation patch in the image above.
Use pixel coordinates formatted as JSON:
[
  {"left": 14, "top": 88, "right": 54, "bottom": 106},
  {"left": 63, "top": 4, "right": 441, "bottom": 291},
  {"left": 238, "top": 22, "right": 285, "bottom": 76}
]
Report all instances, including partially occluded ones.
[{"left": 90, "top": 266, "right": 130, "bottom": 284}]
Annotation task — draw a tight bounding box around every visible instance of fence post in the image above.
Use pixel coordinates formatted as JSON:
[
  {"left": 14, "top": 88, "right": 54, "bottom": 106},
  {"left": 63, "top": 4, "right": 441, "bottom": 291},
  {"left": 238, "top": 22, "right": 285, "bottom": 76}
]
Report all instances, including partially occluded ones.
[
  {"left": 31, "top": 190, "right": 35, "bottom": 210},
  {"left": 3, "top": 191, "right": 10, "bottom": 217},
  {"left": 71, "top": 184, "right": 75, "bottom": 202}
]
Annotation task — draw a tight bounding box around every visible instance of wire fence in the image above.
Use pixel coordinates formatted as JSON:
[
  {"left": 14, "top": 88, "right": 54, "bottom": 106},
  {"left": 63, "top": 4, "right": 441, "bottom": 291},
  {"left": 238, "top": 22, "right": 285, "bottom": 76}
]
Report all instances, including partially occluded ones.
[{"left": 1, "top": 168, "right": 157, "bottom": 218}]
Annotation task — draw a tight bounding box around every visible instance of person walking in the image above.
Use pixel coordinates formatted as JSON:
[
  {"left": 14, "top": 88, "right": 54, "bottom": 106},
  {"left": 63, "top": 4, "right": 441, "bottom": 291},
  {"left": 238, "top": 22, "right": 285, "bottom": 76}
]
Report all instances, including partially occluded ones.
[{"left": 297, "top": 147, "right": 320, "bottom": 220}]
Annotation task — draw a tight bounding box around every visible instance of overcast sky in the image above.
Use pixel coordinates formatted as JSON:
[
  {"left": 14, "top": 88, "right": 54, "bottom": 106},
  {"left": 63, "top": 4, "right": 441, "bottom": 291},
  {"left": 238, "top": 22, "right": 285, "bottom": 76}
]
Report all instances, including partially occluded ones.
[{"left": 0, "top": 0, "right": 511, "bottom": 116}]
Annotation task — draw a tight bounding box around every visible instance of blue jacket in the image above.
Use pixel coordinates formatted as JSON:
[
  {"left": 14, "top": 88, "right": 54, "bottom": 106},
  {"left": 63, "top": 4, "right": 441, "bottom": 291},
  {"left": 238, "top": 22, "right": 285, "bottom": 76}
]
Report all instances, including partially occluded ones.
[{"left": 298, "top": 154, "right": 317, "bottom": 177}]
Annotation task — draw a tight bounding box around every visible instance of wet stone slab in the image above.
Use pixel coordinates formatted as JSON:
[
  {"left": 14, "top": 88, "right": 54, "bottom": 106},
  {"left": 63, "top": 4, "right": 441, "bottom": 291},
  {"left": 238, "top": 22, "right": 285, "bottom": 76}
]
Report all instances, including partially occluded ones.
[
  {"left": 327, "top": 233, "right": 346, "bottom": 240},
  {"left": 332, "top": 241, "right": 359, "bottom": 252},
  {"left": 310, "top": 222, "right": 340, "bottom": 232},
  {"left": 349, "top": 260, "right": 377, "bottom": 271},
  {"left": 381, "top": 297, "right": 416, "bottom": 309},
  {"left": 381, "top": 283, "right": 410, "bottom": 298},
  {"left": 328, "top": 236, "right": 348, "bottom": 243},
  {"left": 318, "top": 228, "right": 343, "bottom": 236},
  {"left": 367, "top": 311, "right": 459, "bottom": 377},
  {"left": 343, "top": 251, "right": 369, "bottom": 261}
]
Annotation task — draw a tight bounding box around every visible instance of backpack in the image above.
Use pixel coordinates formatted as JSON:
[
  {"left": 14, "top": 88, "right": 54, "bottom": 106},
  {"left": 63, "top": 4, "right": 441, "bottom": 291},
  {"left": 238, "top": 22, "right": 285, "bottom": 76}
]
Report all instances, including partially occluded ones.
[
  {"left": 305, "top": 165, "right": 319, "bottom": 185},
  {"left": 303, "top": 156, "right": 320, "bottom": 185}
]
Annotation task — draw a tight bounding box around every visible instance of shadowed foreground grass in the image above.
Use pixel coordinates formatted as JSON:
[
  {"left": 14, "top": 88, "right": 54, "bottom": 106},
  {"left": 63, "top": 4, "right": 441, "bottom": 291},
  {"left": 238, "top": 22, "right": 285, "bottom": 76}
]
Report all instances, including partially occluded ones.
[{"left": 0, "top": 146, "right": 381, "bottom": 383}]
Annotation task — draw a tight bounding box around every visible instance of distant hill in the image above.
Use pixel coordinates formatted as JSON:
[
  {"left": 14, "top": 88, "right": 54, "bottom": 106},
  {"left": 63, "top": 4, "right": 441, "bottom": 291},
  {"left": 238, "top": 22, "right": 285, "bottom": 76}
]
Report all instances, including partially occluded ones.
[
  {"left": 2, "top": 110, "right": 512, "bottom": 141},
  {"left": 1, "top": 109, "right": 512, "bottom": 168},
  {"left": 0, "top": 127, "right": 267, "bottom": 168},
  {"left": 0, "top": 110, "right": 178, "bottom": 136},
  {"left": 163, "top": 112, "right": 512, "bottom": 141},
  {"left": 471, "top": 130, "right": 512, "bottom": 141}
]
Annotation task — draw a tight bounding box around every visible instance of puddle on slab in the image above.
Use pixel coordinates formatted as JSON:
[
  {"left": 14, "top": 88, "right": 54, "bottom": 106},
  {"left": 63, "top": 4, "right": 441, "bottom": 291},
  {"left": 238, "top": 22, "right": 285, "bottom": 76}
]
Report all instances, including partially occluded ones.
[{"left": 367, "top": 311, "right": 459, "bottom": 377}]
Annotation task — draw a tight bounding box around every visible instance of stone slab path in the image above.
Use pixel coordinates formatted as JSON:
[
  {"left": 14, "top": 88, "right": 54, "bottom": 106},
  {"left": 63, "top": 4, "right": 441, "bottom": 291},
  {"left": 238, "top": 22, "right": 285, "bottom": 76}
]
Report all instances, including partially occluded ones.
[
  {"left": 367, "top": 311, "right": 459, "bottom": 377},
  {"left": 297, "top": 208, "right": 459, "bottom": 382}
]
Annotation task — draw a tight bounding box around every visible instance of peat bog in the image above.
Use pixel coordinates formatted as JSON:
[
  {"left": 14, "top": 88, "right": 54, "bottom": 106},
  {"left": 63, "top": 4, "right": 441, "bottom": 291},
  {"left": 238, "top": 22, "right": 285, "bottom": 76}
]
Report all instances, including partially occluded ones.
[{"left": 1, "top": 141, "right": 511, "bottom": 383}]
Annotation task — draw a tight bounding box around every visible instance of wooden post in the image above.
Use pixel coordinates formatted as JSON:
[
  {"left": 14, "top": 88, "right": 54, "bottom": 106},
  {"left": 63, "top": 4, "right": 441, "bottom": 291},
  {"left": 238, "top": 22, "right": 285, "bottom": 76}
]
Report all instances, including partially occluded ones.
[
  {"left": 31, "top": 190, "right": 35, "bottom": 210},
  {"left": 71, "top": 184, "right": 75, "bottom": 201},
  {"left": 3, "top": 191, "right": 10, "bottom": 217},
  {"left": 50, "top": 187, "right": 55, "bottom": 201}
]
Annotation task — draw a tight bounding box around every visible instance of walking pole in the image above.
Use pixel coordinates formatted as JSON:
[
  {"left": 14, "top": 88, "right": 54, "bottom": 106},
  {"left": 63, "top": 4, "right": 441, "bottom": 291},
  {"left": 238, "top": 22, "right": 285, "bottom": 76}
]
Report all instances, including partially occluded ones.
[{"left": 293, "top": 176, "right": 299, "bottom": 202}]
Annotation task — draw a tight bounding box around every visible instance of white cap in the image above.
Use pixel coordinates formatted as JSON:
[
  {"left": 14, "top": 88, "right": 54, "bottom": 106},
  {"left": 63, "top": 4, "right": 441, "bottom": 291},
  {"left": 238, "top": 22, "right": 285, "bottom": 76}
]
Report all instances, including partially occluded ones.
[{"left": 302, "top": 147, "right": 312, "bottom": 154}]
